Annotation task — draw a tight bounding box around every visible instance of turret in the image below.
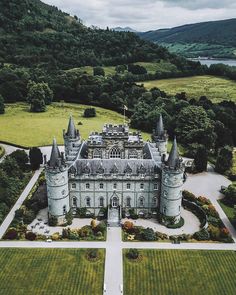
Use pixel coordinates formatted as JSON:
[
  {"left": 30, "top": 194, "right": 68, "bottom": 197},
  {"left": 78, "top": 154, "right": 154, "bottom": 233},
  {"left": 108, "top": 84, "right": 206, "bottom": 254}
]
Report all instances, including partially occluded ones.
[
  {"left": 63, "top": 115, "right": 81, "bottom": 163},
  {"left": 159, "top": 138, "right": 185, "bottom": 225},
  {"left": 45, "top": 138, "right": 70, "bottom": 225},
  {"left": 152, "top": 114, "right": 168, "bottom": 155}
]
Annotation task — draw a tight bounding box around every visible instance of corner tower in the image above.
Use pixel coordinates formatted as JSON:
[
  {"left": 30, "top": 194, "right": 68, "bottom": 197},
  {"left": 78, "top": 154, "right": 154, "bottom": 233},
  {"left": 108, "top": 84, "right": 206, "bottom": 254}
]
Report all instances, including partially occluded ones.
[
  {"left": 63, "top": 115, "right": 81, "bottom": 163},
  {"left": 159, "top": 138, "right": 185, "bottom": 224},
  {"left": 45, "top": 138, "right": 69, "bottom": 225},
  {"left": 152, "top": 114, "right": 168, "bottom": 155}
]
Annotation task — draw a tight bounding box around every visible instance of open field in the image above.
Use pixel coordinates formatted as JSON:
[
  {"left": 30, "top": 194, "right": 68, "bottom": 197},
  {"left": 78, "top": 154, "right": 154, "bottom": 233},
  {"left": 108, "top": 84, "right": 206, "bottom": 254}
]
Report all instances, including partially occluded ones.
[
  {"left": 0, "top": 248, "right": 105, "bottom": 295},
  {"left": 141, "top": 75, "right": 236, "bottom": 103},
  {"left": 124, "top": 249, "right": 236, "bottom": 295},
  {"left": 0, "top": 103, "right": 150, "bottom": 147}
]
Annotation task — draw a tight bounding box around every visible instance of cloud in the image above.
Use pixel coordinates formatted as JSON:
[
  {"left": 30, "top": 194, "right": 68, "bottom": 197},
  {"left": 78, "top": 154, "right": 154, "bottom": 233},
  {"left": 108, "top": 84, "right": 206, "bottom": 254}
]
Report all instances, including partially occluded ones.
[{"left": 43, "top": 0, "right": 236, "bottom": 31}]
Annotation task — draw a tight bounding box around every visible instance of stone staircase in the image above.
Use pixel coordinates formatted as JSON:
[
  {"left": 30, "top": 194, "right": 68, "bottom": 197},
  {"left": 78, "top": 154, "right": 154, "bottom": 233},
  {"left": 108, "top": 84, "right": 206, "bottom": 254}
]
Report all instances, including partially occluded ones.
[{"left": 107, "top": 207, "right": 120, "bottom": 227}]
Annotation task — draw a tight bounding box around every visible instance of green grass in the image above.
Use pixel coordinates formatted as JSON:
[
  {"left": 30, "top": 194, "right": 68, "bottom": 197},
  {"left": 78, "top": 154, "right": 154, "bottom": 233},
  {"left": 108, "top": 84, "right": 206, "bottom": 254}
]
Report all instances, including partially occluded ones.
[
  {"left": 141, "top": 75, "right": 236, "bottom": 103},
  {"left": 0, "top": 145, "right": 5, "bottom": 158},
  {"left": 124, "top": 249, "right": 236, "bottom": 295},
  {"left": 231, "top": 148, "right": 236, "bottom": 176},
  {"left": 66, "top": 65, "right": 116, "bottom": 76},
  {"left": 0, "top": 103, "right": 150, "bottom": 147},
  {"left": 0, "top": 248, "right": 105, "bottom": 295},
  {"left": 135, "top": 60, "right": 178, "bottom": 74},
  {"left": 218, "top": 199, "right": 236, "bottom": 229}
]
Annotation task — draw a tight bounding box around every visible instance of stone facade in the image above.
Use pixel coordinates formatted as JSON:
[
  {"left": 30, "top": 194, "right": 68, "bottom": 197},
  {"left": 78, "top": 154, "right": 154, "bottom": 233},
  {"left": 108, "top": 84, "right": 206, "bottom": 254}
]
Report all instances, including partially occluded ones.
[{"left": 45, "top": 115, "right": 185, "bottom": 225}]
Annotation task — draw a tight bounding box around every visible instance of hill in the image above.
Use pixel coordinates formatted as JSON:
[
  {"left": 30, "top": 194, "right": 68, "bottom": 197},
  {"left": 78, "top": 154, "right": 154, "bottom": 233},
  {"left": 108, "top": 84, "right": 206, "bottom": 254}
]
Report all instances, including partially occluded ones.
[
  {"left": 0, "top": 0, "right": 188, "bottom": 70},
  {"left": 138, "top": 18, "right": 236, "bottom": 59}
]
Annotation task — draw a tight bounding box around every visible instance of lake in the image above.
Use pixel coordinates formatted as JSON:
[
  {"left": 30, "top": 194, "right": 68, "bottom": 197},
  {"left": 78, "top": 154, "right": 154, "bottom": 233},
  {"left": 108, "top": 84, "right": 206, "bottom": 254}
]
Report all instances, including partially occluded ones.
[{"left": 190, "top": 58, "right": 236, "bottom": 67}]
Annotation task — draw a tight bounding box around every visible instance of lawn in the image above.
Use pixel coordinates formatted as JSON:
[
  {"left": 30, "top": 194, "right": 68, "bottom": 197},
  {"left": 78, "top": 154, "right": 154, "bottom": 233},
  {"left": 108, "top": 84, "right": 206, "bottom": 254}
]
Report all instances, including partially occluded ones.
[
  {"left": 218, "top": 199, "right": 236, "bottom": 229},
  {"left": 141, "top": 75, "right": 236, "bottom": 103},
  {"left": 0, "top": 103, "right": 150, "bottom": 147},
  {"left": 0, "top": 145, "right": 5, "bottom": 158},
  {"left": 0, "top": 248, "right": 105, "bottom": 295},
  {"left": 124, "top": 249, "right": 236, "bottom": 295},
  {"left": 135, "top": 60, "right": 178, "bottom": 74}
]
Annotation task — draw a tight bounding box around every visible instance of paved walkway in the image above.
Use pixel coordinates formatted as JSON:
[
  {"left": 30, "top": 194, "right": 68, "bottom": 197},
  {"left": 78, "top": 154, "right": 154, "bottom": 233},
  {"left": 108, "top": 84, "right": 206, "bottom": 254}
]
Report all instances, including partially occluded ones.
[{"left": 0, "top": 168, "right": 43, "bottom": 239}]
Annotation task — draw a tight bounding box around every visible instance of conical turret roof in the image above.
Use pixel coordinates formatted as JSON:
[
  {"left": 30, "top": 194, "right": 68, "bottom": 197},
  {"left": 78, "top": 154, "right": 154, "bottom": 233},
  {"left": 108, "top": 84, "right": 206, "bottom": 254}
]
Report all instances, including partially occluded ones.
[
  {"left": 167, "top": 137, "right": 179, "bottom": 169},
  {"left": 49, "top": 138, "right": 61, "bottom": 167},
  {"left": 156, "top": 114, "right": 164, "bottom": 137},
  {"left": 67, "top": 115, "right": 77, "bottom": 138}
]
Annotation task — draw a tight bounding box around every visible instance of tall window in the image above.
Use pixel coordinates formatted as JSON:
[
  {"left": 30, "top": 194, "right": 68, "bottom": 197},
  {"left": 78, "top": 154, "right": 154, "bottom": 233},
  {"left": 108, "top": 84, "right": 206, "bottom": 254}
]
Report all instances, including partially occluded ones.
[
  {"left": 63, "top": 205, "right": 67, "bottom": 214},
  {"left": 154, "top": 183, "right": 158, "bottom": 190},
  {"left": 86, "top": 183, "right": 90, "bottom": 189},
  {"left": 72, "top": 197, "right": 77, "bottom": 207},
  {"left": 86, "top": 197, "right": 91, "bottom": 207},
  {"left": 152, "top": 197, "right": 157, "bottom": 206},
  {"left": 72, "top": 183, "right": 76, "bottom": 189},
  {"left": 99, "top": 183, "right": 104, "bottom": 189},
  {"left": 99, "top": 197, "right": 104, "bottom": 207},
  {"left": 140, "top": 183, "right": 144, "bottom": 190},
  {"left": 126, "top": 197, "right": 131, "bottom": 207},
  {"left": 113, "top": 183, "right": 117, "bottom": 189},
  {"left": 109, "top": 146, "right": 121, "bottom": 158},
  {"left": 126, "top": 183, "right": 131, "bottom": 190},
  {"left": 139, "top": 197, "right": 144, "bottom": 207}
]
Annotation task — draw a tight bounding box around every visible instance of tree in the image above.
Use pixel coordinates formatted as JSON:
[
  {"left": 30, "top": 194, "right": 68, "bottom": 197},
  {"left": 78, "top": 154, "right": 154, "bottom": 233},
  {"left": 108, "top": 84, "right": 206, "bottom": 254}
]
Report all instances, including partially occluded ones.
[
  {"left": 194, "top": 145, "right": 208, "bottom": 172},
  {"left": 27, "top": 82, "right": 52, "bottom": 112},
  {"left": 41, "top": 82, "right": 53, "bottom": 105},
  {"left": 0, "top": 94, "right": 5, "bottom": 114},
  {"left": 215, "top": 145, "right": 233, "bottom": 174},
  {"left": 224, "top": 184, "right": 236, "bottom": 205},
  {"left": 83, "top": 108, "right": 96, "bottom": 117},
  {"left": 10, "top": 150, "right": 28, "bottom": 170},
  {"left": 142, "top": 227, "right": 156, "bottom": 241},
  {"left": 176, "top": 106, "right": 216, "bottom": 149},
  {"left": 29, "top": 147, "right": 43, "bottom": 170},
  {"left": 93, "top": 67, "right": 105, "bottom": 76},
  {"left": 127, "top": 248, "right": 139, "bottom": 259}
]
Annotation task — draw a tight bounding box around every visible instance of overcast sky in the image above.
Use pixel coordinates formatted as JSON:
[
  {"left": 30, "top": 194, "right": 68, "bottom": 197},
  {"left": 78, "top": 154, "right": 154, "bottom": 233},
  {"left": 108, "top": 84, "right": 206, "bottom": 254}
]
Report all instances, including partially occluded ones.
[{"left": 43, "top": 0, "right": 236, "bottom": 31}]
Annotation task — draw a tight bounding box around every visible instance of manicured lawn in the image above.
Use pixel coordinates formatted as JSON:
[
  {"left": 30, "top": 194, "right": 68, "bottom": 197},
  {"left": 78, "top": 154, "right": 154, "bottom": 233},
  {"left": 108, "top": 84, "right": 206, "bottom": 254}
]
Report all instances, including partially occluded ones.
[
  {"left": 141, "top": 75, "right": 236, "bottom": 102},
  {"left": 0, "top": 103, "right": 150, "bottom": 147},
  {"left": 218, "top": 199, "right": 236, "bottom": 229},
  {"left": 0, "top": 145, "right": 5, "bottom": 158},
  {"left": 0, "top": 248, "right": 105, "bottom": 295},
  {"left": 124, "top": 249, "right": 236, "bottom": 295}
]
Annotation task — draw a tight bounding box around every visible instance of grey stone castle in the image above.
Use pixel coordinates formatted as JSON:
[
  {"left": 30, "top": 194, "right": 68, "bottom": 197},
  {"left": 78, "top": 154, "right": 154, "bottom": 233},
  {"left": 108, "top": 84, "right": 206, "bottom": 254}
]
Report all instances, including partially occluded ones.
[{"left": 45, "top": 115, "right": 185, "bottom": 226}]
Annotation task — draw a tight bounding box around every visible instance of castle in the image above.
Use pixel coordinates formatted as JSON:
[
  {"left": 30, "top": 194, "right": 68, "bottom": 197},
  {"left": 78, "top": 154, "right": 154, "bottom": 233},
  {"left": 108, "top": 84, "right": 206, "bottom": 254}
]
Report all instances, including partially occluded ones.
[{"left": 45, "top": 115, "right": 185, "bottom": 226}]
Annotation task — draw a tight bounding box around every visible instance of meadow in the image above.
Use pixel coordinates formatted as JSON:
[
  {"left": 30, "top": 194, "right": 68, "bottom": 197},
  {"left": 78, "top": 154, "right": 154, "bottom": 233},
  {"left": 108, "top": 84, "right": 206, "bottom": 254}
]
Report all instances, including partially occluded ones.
[
  {"left": 141, "top": 75, "right": 236, "bottom": 103},
  {"left": 124, "top": 249, "right": 236, "bottom": 295},
  {"left": 0, "top": 103, "right": 150, "bottom": 147},
  {"left": 0, "top": 248, "right": 105, "bottom": 295}
]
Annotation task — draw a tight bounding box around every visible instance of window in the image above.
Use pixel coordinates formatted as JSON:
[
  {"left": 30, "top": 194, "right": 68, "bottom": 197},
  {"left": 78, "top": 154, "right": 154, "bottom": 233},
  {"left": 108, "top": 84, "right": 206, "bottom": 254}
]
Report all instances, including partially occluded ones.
[
  {"left": 72, "top": 197, "right": 77, "bottom": 207},
  {"left": 140, "top": 183, "right": 144, "bottom": 190},
  {"left": 99, "top": 197, "right": 104, "bottom": 207},
  {"left": 126, "top": 183, "right": 131, "bottom": 190},
  {"left": 72, "top": 183, "right": 76, "bottom": 189},
  {"left": 113, "top": 183, "right": 117, "bottom": 189},
  {"left": 154, "top": 183, "right": 158, "bottom": 190},
  {"left": 129, "top": 150, "right": 138, "bottom": 159},
  {"left": 62, "top": 189, "right": 65, "bottom": 195},
  {"left": 99, "top": 183, "right": 104, "bottom": 189},
  {"left": 139, "top": 197, "right": 144, "bottom": 207},
  {"left": 152, "top": 197, "right": 157, "bottom": 206},
  {"left": 63, "top": 205, "right": 67, "bottom": 214},
  {"left": 93, "top": 149, "right": 102, "bottom": 159},
  {"left": 126, "top": 197, "right": 131, "bottom": 207},
  {"left": 86, "top": 197, "right": 91, "bottom": 207},
  {"left": 109, "top": 146, "right": 121, "bottom": 158},
  {"left": 86, "top": 183, "right": 90, "bottom": 189}
]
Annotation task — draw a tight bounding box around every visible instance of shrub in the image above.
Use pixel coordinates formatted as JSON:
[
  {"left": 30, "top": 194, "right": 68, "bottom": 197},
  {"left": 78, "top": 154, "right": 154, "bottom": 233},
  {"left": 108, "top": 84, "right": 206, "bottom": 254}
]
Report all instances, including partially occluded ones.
[
  {"left": 127, "top": 248, "right": 139, "bottom": 260},
  {"left": 94, "top": 221, "right": 106, "bottom": 234},
  {"left": 182, "top": 190, "right": 196, "bottom": 202},
  {"left": 123, "top": 221, "right": 134, "bottom": 231},
  {"left": 65, "top": 210, "right": 73, "bottom": 225},
  {"left": 87, "top": 249, "right": 98, "bottom": 259},
  {"left": 77, "top": 207, "right": 87, "bottom": 218},
  {"left": 156, "top": 231, "right": 169, "bottom": 240},
  {"left": 142, "top": 227, "right": 156, "bottom": 241},
  {"left": 91, "top": 219, "right": 97, "bottom": 229},
  {"left": 167, "top": 217, "right": 184, "bottom": 228},
  {"left": 220, "top": 227, "right": 230, "bottom": 238},
  {"left": 48, "top": 216, "right": 58, "bottom": 226},
  {"left": 197, "top": 196, "right": 211, "bottom": 205},
  {"left": 207, "top": 216, "right": 222, "bottom": 227},
  {"left": 25, "top": 231, "right": 36, "bottom": 241},
  {"left": 51, "top": 232, "right": 60, "bottom": 241},
  {"left": 23, "top": 209, "right": 36, "bottom": 224},
  {"left": 193, "top": 229, "right": 210, "bottom": 241},
  {"left": 208, "top": 224, "right": 221, "bottom": 240},
  {"left": 208, "top": 205, "right": 219, "bottom": 218},
  {"left": 83, "top": 108, "right": 96, "bottom": 118},
  {"left": 62, "top": 228, "right": 70, "bottom": 239},
  {"left": 4, "top": 228, "right": 18, "bottom": 240}
]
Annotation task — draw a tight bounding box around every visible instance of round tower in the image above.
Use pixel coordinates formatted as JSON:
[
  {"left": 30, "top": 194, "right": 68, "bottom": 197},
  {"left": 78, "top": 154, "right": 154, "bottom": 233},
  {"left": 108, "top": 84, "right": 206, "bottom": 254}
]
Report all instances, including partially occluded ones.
[
  {"left": 45, "top": 138, "right": 70, "bottom": 225},
  {"left": 152, "top": 114, "right": 168, "bottom": 155},
  {"left": 159, "top": 138, "right": 185, "bottom": 224},
  {"left": 63, "top": 115, "right": 81, "bottom": 162}
]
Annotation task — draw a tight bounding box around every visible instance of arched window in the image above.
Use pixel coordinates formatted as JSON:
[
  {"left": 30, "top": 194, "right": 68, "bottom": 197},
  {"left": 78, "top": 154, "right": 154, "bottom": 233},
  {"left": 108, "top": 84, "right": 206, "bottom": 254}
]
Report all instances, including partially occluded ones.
[
  {"left": 139, "top": 197, "right": 144, "bottom": 207},
  {"left": 126, "top": 197, "right": 131, "bottom": 207},
  {"left": 129, "top": 150, "right": 138, "bottom": 159},
  {"left": 152, "top": 197, "right": 157, "bottom": 206},
  {"left": 72, "top": 197, "right": 77, "bottom": 207},
  {"left": 109, "top": 146, "right": 121, "bottom": 158},
  {"left": 63, "top": 205, "right": 67, "bottom": 214},
  {"left": 99, "top": 197, "right": 104, "bottom": 207},
  {"left": 86, "top": 197, "right": 91, "bottom": 207},
  {"left": 93, "top": 149, "right": 102, "bottom": 159}
]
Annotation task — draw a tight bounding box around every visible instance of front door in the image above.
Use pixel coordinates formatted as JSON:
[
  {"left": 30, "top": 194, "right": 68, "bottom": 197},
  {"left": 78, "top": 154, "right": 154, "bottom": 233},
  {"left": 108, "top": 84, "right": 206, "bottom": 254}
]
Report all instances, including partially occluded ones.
[{"left": 111, "top": 196, "right": 119, "bottom": 208}]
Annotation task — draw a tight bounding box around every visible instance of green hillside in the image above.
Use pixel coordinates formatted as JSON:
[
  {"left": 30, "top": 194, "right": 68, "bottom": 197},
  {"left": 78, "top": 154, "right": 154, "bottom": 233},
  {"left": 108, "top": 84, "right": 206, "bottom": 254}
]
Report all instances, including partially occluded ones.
[{"left": 139, "top": 19, "right": 236, "bottom": 58}]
